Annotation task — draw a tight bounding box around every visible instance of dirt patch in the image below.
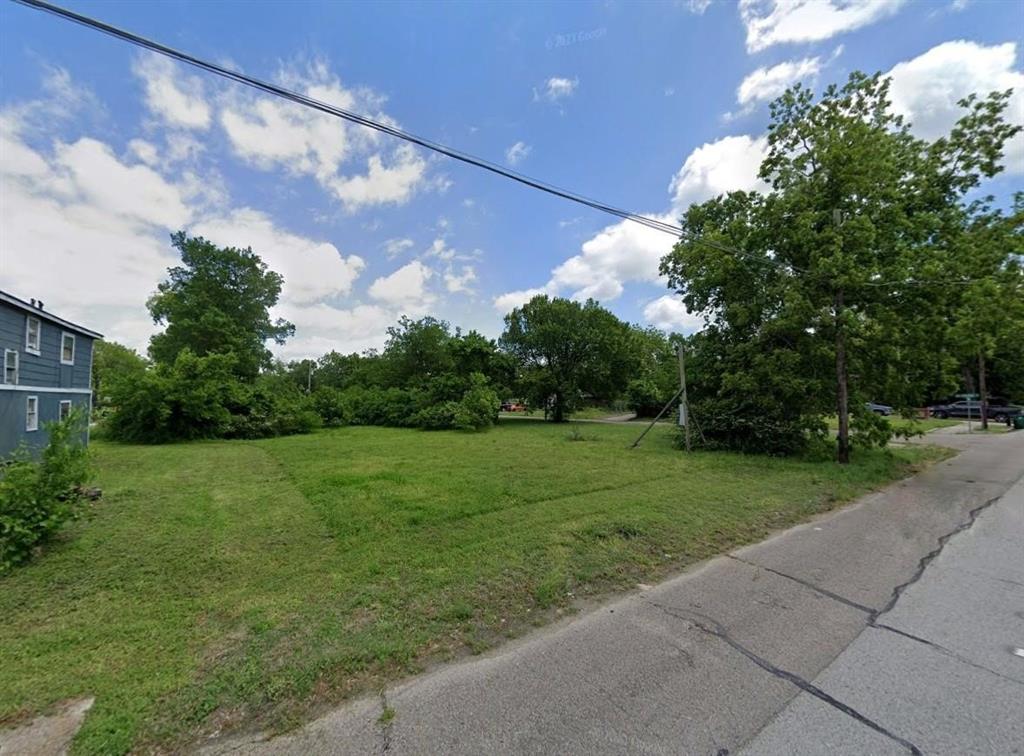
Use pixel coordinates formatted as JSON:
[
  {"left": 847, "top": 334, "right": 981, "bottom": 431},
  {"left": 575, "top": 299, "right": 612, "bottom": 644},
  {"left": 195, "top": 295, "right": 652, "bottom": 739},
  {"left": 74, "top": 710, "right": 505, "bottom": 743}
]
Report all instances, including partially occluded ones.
[{"left": 0, "top": 697, "right": 94, "bottom": 756}]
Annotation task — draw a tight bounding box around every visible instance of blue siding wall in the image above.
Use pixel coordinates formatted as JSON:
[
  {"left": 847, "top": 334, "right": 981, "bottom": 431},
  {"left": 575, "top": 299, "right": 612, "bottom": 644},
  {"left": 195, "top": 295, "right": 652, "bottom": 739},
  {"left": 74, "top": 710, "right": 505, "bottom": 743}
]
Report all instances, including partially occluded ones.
[
  {"left": 0, "top": 392, "right": 90, "bottom": 458},
  {"left": 0, "top": 304, "right": 94, "bottom": 390},
  {"left": 0, "top": 299, "right": 96, "bottom": 457}
]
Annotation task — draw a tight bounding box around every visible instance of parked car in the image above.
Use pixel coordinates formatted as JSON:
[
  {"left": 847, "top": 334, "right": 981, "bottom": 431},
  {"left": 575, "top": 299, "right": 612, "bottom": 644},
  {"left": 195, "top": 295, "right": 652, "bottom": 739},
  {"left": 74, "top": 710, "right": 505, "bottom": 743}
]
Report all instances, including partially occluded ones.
[
  {"left": 927, "top": 398, "right": 1023, "bottom": 422},
  {"left": 866, "top": 401, "right": 894, "bottom": 416},
  {"left": 500, "top": 400, "right": 527, "bottom": 412}
]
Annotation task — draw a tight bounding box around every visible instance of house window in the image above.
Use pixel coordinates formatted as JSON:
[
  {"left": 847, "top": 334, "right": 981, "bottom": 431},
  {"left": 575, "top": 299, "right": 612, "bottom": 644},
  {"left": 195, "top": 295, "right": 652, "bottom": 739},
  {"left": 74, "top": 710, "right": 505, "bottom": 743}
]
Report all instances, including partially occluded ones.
[
  {"left": 4, "top": 349, "right": 18, "bottom": 385},
  {"left": 59, "top": 400, "right": 73, "bottom": 421},
  {"left": 26, "top": 396, "right": 39, "bottom": 432},
  {"left": 25, "top": 316, "right": 41, "bottom": 355},
  {"left": 61, "top": 333, "right": 76, "bottom": 365}
]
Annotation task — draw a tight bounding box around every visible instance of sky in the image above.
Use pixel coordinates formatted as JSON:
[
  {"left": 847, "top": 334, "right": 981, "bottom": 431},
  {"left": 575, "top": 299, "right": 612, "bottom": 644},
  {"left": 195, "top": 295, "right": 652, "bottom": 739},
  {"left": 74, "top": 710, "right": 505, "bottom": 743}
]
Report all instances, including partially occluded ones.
[{"left": 1, "top": 0, "right": 1022, "bottom": 360}]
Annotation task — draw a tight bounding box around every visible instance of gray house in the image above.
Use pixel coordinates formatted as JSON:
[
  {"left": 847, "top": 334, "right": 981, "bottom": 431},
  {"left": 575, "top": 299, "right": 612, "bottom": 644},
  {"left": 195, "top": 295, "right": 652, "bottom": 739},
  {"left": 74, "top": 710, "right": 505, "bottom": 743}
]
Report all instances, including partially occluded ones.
[{"left": 0, "top": 291, "right": 101, "bottom": 457}]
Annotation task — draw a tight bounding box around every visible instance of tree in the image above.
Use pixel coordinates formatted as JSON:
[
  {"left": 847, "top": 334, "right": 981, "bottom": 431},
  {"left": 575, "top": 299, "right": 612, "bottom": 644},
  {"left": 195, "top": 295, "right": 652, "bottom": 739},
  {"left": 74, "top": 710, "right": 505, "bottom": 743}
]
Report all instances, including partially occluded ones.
[
  {"left": 948, "top": 197, "right": 1024, "bottom": 427},
  {"left": 381, "top": 316, "right": 454, "bottom": 387},
  {"left": 91, "top": 340, "right": 148, "bottom": 409},
  {"left": 147, "top": 232, "right": 294, "bottom": 380},
  {"left": 499, "top": 296, "right": 635, "bottom": 422},
  {"left": 661, "top": 73, "right": 1020, "bottom": 461}
]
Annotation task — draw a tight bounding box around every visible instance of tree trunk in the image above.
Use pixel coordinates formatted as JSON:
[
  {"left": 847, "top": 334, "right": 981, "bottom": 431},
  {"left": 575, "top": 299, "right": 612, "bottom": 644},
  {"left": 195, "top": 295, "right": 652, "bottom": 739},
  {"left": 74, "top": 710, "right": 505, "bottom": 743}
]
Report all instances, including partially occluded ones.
[
  {"left": 978, "top": 351, "right": 988, "bottom": 431},
  {"left": 835, "top": 290, "right": 850, "bottom": 464},
  {"left": 552, "top": 391, "right": 565, "bottom": 423}
]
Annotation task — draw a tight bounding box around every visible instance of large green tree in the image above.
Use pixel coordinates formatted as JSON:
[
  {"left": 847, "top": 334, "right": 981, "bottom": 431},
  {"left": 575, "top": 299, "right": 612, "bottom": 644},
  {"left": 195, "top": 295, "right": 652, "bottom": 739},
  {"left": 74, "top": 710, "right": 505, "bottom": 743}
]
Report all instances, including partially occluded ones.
[
  {"left": 948, "top": 196, "right": 1024, "bottom": 427},
  {"left": 147, "top": 232, "right": 294, "bottom": 380},
  {"left": 499, "top": 295, "right": 635, "bottom": 422},
  {"left": 661, "top": 73, "right": 1019, "bottom": 461}
]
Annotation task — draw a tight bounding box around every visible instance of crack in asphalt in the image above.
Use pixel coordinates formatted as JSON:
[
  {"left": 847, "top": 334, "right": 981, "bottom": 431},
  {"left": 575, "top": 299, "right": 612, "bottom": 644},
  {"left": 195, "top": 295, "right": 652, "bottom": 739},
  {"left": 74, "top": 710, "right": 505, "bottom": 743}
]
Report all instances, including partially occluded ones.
[
  {"left": 646, "top": 599, "right": 923, "bottom": 756},
  {"left": 726, "top": 554, "right": 876, "bottom": 615},
  {"left": 870, "top": 623, "right": 1024, "bottom": 687},
  {"left": 869, "top": 493, "right": 1004, "bottom": 623},
  {"left": 377, "top": 690, "right": 394, "bottom": 754}
]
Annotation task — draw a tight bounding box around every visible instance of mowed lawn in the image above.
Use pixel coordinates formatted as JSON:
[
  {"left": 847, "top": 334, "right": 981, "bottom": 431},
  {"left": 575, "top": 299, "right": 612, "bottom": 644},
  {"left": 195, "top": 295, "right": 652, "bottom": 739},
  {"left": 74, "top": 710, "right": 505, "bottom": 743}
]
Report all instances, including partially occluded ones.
[{"left": 0, "top": 422, "right": 946, "bottom": 753}]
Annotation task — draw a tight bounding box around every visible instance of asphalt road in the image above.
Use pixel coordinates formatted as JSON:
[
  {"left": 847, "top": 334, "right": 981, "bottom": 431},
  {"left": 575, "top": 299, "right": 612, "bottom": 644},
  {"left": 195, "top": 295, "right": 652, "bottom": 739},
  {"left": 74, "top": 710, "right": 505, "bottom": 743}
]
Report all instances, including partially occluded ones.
[{"left": 204, "top": 427, "right": 1024, "bottom": 756}]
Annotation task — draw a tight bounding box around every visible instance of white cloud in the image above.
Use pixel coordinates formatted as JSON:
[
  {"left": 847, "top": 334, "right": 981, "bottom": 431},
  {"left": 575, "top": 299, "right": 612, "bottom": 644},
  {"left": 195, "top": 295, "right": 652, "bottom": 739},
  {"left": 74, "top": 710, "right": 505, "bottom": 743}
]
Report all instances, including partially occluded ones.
[
  {"left": 887, "top": 40, "right": 1024, "bottom": 172},
  {"left": 327, "top": 144, "right": 428, "bottom": 210},
  {"left": 219, "top": 60, "right": 429, "bottom": 210},
  {"left": 0, "top": 75, "right": 373, "bottom": 358},
  {"left": 132, "top": 53, "right": 211, "bottom": 129},
  {"left": 272, "top": 302, "right": 398, "bottom": 358},
  {"left": 669, "top": 135, "right": 768, "bottom": 212},
  {"left": 444, "top": 265, "right": 477, "bottom": 294},
  {"left": 643, "top": 295, "right": 704, "bottom": 332},
  {"left": 128, "top": 138, "right": 159, "bottom": 166},
  {"left": 736, "top": 56, "right": 822, "bottom": 107},
  {"left": 550, "top": 216, "right": 676, "bottom": 301},
  {"left": 425, "top": 238, "right": 455, "bottom": 261},
  {"left": 683, "top": 0, "right": 713, "bottom": 14},
  {"left": 493, "top": 287, "right": 553, "bottom": 314},
  {"left": 536, "top": 76, "right": 579, "bottom": 103},
  {"left": 192, "top": 209, "right": 365, "bottom": 305},
  {"left": 52, "top": 138, "right": 192, "bottom": 229},
  {"left": 505, "top": 141, "right": 531, "bottom": 165},
  {"left": 384, "top": 237, "right": 414, "bottom": 257},
  {"left": 739, "top": 0, "right": 904, "bottom": 53},
  {"left": 368, "top": 260, "right": 435, "bottom": 311},
  {"left": 494, "top": 134, "right": 768, "bottom": 323}
]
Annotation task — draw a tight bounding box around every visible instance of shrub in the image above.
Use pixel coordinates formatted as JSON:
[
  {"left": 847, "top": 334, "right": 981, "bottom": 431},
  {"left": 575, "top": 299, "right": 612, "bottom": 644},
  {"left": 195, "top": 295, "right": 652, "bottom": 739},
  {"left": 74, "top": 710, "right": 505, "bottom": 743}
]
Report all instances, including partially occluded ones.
[
  {"left": 105, "top": 350, "right": 237, "bottom": 443},
  {"left": 311, "top": 386, "right": 348, "bottom": 427},
  {"left": 627, "top": 378, "right": 666, "bottom": 418},
  {"left": 224, "top": 375, "right": 321, "bottom": 439},
  {"left": 686, "top": 396, "right": 816, "bottom": 456},
  {"left": 452, "top": 373, "right": 500, "bottom": 430},
  {"left": 412, "top": 401, "right": 460, "bottom": 430},
  {"left": 1, "top": 411, "right": 92, "bottom": 572},
  {"left": 105, "top": 351, "right": 320, "bottom": 443}
]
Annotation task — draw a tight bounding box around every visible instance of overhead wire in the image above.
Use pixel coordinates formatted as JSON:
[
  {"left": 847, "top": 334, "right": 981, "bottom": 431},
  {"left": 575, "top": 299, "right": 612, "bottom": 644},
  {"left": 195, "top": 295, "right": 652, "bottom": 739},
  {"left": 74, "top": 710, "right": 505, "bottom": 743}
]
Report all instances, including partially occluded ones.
[{"left": 11, "top": 0, "right": 1002, "bottom": 291}]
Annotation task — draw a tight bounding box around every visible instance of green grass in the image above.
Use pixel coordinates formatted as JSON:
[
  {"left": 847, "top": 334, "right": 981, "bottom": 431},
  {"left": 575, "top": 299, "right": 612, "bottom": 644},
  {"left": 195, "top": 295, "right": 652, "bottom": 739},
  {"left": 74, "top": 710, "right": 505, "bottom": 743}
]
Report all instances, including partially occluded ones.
[
  {"left": 825, "top": 416, "right": 962, "bottom": 433},
  {"left": 0, "top": 423, "right": 947, "bottom": 753}
]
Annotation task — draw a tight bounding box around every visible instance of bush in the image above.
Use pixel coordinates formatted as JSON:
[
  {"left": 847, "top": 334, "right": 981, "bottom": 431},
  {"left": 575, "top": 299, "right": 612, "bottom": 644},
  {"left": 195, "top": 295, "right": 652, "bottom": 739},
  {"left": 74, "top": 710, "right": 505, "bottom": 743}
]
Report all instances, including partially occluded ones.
[
  {"left": 105, "top": 350, "right": 237, "bottom": 443},
  {"left": 686, "top": 396, "right": 816, "bottom": 456},
  {"left": 627, "top": 378, "right": 666, "bottom": 418},
  {"left": 311, "top": 386, "right": 349, "bottom": 427},
  {"left": 412, "top": 401, "right": 460, "bottom": 430},
  {"left": 1, "top": 412, "right": 92, "bottom": 572},
  {"left": 452, "top": 373, "right": 500, "bottom": 430},
  {"left": 105, "top": 351, "right": 320, "bottom": 443}
]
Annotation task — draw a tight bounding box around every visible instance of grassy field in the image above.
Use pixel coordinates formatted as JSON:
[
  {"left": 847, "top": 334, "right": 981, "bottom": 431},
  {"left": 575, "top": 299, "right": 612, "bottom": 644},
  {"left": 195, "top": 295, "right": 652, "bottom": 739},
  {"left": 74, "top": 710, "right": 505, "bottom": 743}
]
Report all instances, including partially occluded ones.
[{"left": 0, "top": 422, "right": 947, "bottom": 753}]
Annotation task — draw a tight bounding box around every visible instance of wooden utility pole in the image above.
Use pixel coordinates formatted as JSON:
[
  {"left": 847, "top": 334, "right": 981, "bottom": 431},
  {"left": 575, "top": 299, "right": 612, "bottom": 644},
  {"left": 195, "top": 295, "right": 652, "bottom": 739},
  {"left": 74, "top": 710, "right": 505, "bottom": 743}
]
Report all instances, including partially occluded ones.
[{"left": 677, "top": 343, "right": 691, "bottom": 452}]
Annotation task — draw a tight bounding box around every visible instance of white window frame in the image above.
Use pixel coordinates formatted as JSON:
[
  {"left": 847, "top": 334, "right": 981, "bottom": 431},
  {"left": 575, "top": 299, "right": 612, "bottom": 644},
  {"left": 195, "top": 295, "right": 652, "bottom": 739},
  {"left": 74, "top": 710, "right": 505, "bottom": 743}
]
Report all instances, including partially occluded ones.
[
  {"left": 26, "top": 395, "right": 39, "bottom": 432},
  {"left": 59, "top": 399, "right": 73, "bottom": 421},
  {"left": 25, "top": 315, "right": 41, "bottom": 356},
  {"left": 4, "top": 349, "right": 18, "bottom": 385},
  {"left": 61, "top": 332, "right": 76, "bottom": 366}
]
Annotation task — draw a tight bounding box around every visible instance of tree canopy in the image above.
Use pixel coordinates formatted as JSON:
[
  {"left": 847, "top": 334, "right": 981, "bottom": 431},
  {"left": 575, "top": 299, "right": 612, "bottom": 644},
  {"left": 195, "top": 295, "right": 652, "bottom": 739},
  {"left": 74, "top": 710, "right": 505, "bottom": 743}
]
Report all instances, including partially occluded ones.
[
  {"left": 147, "top": 232, "right": 294, "bottom": 380},
  {"left": 660, "top": 72, "right": 1021, "bottom": 461},
  {"left": 499, "top": 295, "right": 639, "bottom": 422}
]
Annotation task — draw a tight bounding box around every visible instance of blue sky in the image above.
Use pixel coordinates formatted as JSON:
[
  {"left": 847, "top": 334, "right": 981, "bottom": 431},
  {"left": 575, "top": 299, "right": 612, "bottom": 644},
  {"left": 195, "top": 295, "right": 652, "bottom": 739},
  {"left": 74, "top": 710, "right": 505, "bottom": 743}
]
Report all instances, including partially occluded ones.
[{"left": 1, "top": 0, "right": 1022, "bottom": 358}]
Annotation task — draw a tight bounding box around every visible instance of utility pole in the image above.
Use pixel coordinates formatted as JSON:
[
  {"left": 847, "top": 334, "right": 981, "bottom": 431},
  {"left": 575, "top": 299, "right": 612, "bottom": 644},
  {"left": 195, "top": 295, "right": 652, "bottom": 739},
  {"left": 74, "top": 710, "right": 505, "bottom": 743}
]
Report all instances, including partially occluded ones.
[
  {"left": 307, "top": 360, "right": 313, "bottom": 394},
  {"left": 677, "top": 343, "right": 691, "bottom": 452}
]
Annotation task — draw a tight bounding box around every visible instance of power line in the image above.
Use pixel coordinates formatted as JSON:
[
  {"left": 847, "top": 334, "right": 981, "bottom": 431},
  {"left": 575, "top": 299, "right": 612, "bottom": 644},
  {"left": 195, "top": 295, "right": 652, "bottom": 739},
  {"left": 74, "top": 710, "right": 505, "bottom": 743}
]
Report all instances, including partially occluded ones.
[
  {"left": 12, "top": 0, "right": 688, "bottom": 239},
  {"left": 11, "top": 0, "right": 1002, "bottom": 292}
]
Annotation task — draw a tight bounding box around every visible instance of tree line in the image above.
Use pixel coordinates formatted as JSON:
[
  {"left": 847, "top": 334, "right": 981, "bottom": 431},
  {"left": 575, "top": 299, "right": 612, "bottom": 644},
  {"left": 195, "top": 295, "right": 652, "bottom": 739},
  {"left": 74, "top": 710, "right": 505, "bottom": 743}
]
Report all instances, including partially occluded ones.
[
  {"left": 94, "top": 71, "right": 1022, "bottom": 460},
  {"left": 93, "top": 233, "right": 682, "bottom": 443}
]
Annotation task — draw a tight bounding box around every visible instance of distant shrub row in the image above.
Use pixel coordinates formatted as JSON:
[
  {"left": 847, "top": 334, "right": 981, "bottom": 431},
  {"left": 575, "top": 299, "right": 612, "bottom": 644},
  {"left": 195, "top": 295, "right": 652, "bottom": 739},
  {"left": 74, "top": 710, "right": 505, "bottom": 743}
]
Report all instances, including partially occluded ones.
[{"left": 100, "top": 350, "right": 500, "bottom": 444}]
